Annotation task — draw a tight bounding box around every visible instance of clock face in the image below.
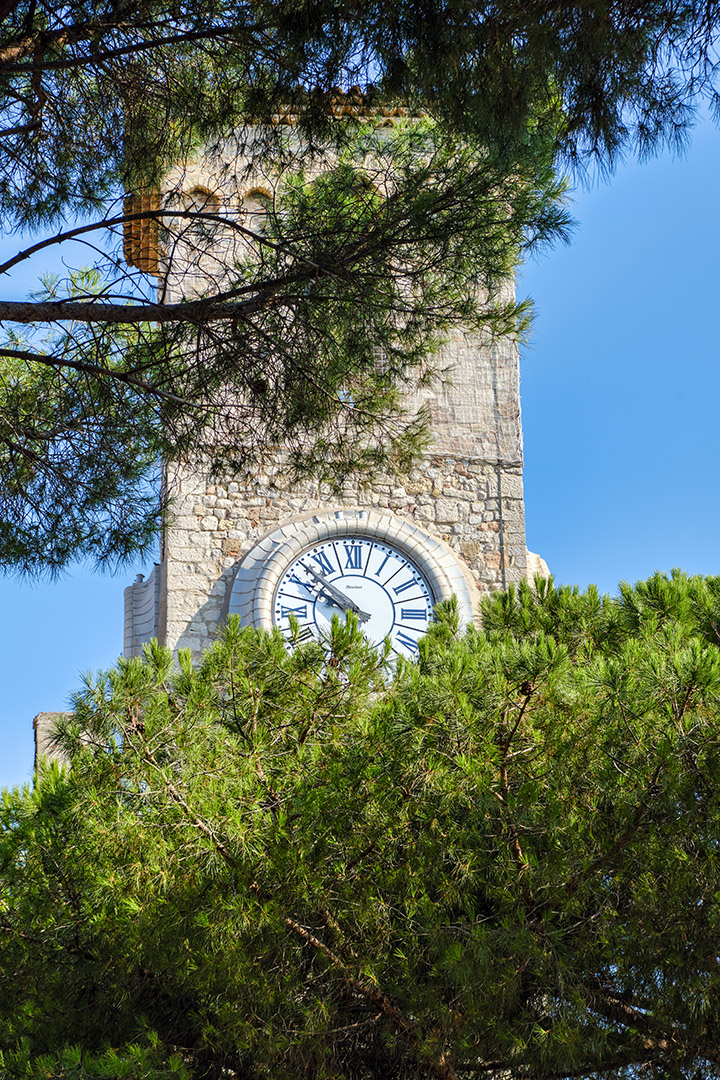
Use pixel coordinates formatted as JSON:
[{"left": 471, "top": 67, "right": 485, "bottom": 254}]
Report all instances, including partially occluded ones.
[{"left": 272, "top": 535, "right": 435, "bottom": 658}]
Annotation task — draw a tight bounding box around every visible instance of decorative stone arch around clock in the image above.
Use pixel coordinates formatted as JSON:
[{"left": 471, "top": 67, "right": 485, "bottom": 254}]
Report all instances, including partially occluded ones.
[{"left": 225, "top": 509, "right": 478, "bottom": 631}]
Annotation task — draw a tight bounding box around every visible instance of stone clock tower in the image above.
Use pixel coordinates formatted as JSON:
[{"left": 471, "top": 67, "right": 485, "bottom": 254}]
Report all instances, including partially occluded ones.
[{"left": 122, "top": 99, "right": 543, "bottom": 663}]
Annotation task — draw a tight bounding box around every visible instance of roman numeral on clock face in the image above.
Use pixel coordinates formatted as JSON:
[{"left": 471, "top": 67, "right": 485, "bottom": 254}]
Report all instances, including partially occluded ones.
[
  {"left": 311, "top": 550, "right": 335, "bottom": 575},
  {"left": 400, "top": 608, "right": 428, "bottom": 621},
  {"left": 279, "top": 604, "right": 308, "bottom": 618},
  {"left": 374, "top": 552, "right": 392, "bottom": 577},
  {"left": 343, "top": 544, "right": 363, "bottom": 570},
  {"left": 393, "top": 578, "right": 418, "bottom": 596},
  {"left": 281, "top": 623, "right": 314, "bottom": 642},
  {"left": 395, "top": 631, "right": 420, "bottom": 652}
]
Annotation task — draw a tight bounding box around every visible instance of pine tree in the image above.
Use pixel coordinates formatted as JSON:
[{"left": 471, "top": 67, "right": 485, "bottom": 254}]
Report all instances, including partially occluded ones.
[
  {"left": 5, "top": 570, "right": 720, "bottom": 1078},
  {"left": 1, "top": 1, "right": 720, "bottom": 572}
]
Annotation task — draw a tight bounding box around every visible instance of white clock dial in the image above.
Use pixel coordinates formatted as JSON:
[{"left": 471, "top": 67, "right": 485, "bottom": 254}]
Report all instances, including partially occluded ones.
[
  {"left": 272, "top": 536, "right": 435, "bottom": 657},
  {"left": 226, "top": 509, "right": 477, "bottom": 652}
]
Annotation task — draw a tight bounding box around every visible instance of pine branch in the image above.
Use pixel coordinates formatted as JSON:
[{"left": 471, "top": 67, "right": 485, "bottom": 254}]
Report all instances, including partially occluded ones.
[
  {"left": 121, "top": 721, "right": 461, "bottom": 1080},
  {"left": 0, "top": 0, "right": 22, "bottom": 22},
  {"left": 0, "top": 346, "right": 207, "bottom": 407},
  {"left": 0, "top": 292, "right": 285, "bottom": 324},
  {"left": 563, "top": 764, "right": 663, "bottom": 897},
  {"left": 0, "top": 21, "right": 265, "bottom": 70}
]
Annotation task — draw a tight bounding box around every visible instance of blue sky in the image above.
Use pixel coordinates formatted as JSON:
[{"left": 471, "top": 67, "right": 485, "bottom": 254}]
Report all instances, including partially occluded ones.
[
  {"left": 520, "top": 113, "right": 720, "bottom": 591},
  {"left": 1, "top": 114, "right": 719, "bottom": 790}
]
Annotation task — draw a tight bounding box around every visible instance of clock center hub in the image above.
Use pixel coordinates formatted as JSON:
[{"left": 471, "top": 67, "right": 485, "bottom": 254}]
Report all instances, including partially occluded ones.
[
  {"left": 312, "top": 575, "right": 394, "bottom": 645},
  {"left": 270, "top": 533, "right": 436, "bottom": 657}
]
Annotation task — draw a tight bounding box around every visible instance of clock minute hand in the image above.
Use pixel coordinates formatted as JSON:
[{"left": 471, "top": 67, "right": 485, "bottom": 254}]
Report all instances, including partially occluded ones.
[{"left": 300, "top": 561, "right": 371, "bottom": 623}]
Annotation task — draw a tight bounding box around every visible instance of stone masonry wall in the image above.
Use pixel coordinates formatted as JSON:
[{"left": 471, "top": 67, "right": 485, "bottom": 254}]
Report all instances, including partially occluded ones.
[
  {"left": 126, "top": 137, "right": 530, "bottom": 660},
  {"left": 160, "top": 325, "right": 527, "bottom": 659}
]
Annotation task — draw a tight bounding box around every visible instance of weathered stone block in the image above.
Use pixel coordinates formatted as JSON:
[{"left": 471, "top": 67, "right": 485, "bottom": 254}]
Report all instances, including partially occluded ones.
[{"left": 434, "top": 499, "right": 460, "bottom": 522}]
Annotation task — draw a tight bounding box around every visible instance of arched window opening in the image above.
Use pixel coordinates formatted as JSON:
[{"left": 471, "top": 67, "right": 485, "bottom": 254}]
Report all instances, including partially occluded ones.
[
  {"left": 240, "top": 188, "right": 272, "bottom": 235},
  {"left": 182, "top": 186, "right": 220, "bottom": 214}
]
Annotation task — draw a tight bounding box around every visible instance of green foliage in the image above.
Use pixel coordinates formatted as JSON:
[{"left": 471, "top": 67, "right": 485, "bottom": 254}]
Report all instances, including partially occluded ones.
[
  {"left": 0, "top": 1039, "right": 191, "bottom": 1079},
  {"left": 1, "top": 0, "right": 717, "bottom": 220},
  {"left": 2, "top": 0, "right": 720, "bottom": 571},
  {"left": 0, "top": 115, "right": 569, "bottom": 573},
  {"left": 0, "top": 272, "right": 164, "bottom": 572},
  {"left": 4, "top": 572, "right": 720, "bottom": 1077}
]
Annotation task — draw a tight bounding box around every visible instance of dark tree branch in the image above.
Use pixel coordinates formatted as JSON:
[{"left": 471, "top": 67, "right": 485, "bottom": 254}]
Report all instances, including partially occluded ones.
[
  {"left": 0, "top": 21, "right": 265, "bottom": 69},
  {"left": 0, "top": 0, "right": 22, "bottom": 22},
  {"left": 0, "top": 346, "right": 208, "bottom": 407},
  {"left": 0, "top": 290, "right": 284, "bottom": 324}
]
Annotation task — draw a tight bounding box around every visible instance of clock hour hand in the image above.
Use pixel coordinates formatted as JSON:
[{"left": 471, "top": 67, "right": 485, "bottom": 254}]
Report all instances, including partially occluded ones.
[{"left": 300, "top": 561, "right": 371, "bottom": 623}]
